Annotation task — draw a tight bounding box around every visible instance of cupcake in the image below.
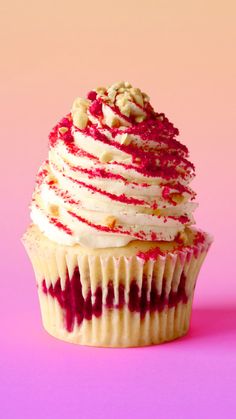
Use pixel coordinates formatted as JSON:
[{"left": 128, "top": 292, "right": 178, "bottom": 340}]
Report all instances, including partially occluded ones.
[{"left": 23, "top": 81, "right": 212, "bottom": 347}]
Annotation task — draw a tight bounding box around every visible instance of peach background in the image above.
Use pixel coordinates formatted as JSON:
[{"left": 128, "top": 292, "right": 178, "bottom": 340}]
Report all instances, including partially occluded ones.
[{"left": 1, "top": 1, "right": 236, "bottom": 418}]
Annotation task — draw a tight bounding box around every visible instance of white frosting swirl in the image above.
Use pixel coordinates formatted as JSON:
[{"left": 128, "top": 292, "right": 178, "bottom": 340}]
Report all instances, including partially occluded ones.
[{"left": 30, "top": 82, "right": 197, "bottom": 248}]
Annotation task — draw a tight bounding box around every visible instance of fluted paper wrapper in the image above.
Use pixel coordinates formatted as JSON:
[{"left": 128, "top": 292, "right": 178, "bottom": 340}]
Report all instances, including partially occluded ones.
[{"left": 23, "top": 225, "right": 212, "bottom": 347}]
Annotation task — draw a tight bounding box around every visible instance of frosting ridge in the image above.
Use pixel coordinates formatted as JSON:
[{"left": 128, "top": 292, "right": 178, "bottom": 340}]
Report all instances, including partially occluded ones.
[{"left": 30, "top": 81, "right": 197, "bottom": 248}]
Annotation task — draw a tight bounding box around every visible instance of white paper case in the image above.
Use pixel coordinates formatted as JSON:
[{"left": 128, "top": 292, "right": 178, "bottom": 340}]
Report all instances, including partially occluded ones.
[{"left": 23, "top": 225, "right": 212, "bottom": 347}]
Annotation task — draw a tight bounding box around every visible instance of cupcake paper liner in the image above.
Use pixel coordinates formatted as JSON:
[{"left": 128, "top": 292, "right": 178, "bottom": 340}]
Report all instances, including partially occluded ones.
[{"left": 23, "top": 225, "right": 212, "bottom": 347}]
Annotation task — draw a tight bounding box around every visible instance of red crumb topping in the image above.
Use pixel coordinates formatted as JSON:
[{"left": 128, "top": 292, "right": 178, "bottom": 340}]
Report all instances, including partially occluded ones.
[
  {"left": 67, "top": 210, "right": 145, "bottom": 240},
  {"left": 50, "top": 217, "right": 73, "bottom": 235},
  {"left": 89, "top": 99, "right": 103, "bottom": 117},
  {"left": 193, "top": 231, "right": 206, "bottom": 245},
  {"left": 49, "top": 114, "right": 73, "bottom": 146},
  {"left": 137, "top": 247, "right": 164, "bottom": 261},
  {"left": 87, "top": 90, "right": 97, "bottom": 101},
  {"left": 64, "top": 140, "right": 99, "bottom": 161},
  {"left": 81, "top": 124, "right": 194, "bottom": 180},
  {"left": 168, "top": 215, "right": 190, "bottom": 224},
  {"left": 137, "top": 230, "right": 208, "bottom": 261},
  {"left": 58, "top": 170, "right": 148, "bottom": 206},
  {"left": 162, "top": 186, "right": 170, "bottom": 200}
]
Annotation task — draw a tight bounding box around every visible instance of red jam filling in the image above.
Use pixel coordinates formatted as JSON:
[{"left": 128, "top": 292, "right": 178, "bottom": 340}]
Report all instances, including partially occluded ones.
[{"left": 41, "top": 268, "right": 187, "bottom": 332}]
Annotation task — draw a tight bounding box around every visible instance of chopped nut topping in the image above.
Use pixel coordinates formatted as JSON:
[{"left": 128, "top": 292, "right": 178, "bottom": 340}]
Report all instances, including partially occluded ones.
[
  {"left": 71, "top": 82, "right": 150, "bottom": 130},
  {"left": 71, "top": 96, "right": 90, "bottom": 129},
  {"left": 110, "top": 81, "right": 125, "bottom": 90},
  {"left": 143, "top": 93, "right": 150, "bottom": 102},
  {"left": 99, "top": 151, "right": 113, "bottom": 163},
  {"left": 48, "top": 176, "right": 58, "bottom": 185},
  {"left": 107, "top": 88, "right": 117, "bottom": 103},
  {"left": 58, "top": 127, "right": 69, "bottom": 134},
  {"left": 170, "top": 193, "right": 185, "bottom": 204},
  {"left": 123, "top": 106, "right": 132, "bottom": 117},
  {"left": 178, "top": 230, "right": 189, "bottom": 245},
  {"left": 96, "top": 86, "right": 106, "bottom": 93},
  {"left": 110, "top": 117, "right": 121, "bottom": 128},
  {"left": 130, "top": 87, "right": 144, "bottom": 107},
  {"left": 72, "top": 97, "right": 89, "bottom": 111},
  {"left": 118, "top": 104, "right": 131, "bottom": 117},
  {"left": 135, "top": 115, "right": 145, "bottom": 123},
  {"left": 72, "top": 110, "right": 88, "bottom": 130},
  {"left": 153, "top": 209, "right": 162, "bottom": 216},
  {"left": 118, "top": 133, "right": 131, "bottom": 145},
  {"left": 49, "top": 204, "right": 59, "bottom": 216},
  {"left": 105, "top": 216, "right": 117, "bottom": 228}
]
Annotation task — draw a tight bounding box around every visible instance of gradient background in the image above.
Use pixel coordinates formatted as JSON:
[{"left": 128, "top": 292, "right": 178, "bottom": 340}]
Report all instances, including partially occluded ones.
[{"left": 1, "top": 1, "right": 236, "bottom": 418}]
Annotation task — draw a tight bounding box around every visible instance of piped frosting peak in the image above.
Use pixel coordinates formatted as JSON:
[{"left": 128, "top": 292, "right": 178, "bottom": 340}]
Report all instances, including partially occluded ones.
[{"left": 30, "top": 82, "right": 197, "bottom": 248}]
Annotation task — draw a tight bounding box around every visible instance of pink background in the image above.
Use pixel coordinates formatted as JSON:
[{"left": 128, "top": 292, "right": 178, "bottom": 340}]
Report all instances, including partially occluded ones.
[{"left": 1, "top": 1, "right": 236, "bottom": 418}]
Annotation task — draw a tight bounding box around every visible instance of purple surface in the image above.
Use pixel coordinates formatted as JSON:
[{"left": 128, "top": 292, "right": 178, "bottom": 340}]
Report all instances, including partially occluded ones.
[{"left": 1, "top": 239, "right": 236, "bottom": 419}]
